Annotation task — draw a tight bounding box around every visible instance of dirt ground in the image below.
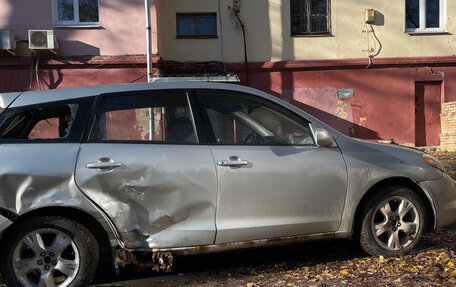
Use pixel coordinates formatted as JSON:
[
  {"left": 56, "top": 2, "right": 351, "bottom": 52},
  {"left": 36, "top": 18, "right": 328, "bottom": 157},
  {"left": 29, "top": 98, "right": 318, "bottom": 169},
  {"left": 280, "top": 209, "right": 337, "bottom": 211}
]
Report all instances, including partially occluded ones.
[
  {"left": 3, "top": 151, "right": 456, "bottom": 287},
  {"left": 87, "top": 151, "right": 456, "bottom": 287}
]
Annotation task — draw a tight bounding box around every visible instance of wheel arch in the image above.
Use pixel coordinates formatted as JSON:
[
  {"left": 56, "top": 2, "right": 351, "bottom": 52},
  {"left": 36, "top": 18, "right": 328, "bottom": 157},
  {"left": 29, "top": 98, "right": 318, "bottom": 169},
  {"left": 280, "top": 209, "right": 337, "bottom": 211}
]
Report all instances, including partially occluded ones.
[
  {"left": 0, "top": 206, "right": 115, "bottom": 262},
  {"left": 352, "top": 177, "right": 436, "bottom": 238}
]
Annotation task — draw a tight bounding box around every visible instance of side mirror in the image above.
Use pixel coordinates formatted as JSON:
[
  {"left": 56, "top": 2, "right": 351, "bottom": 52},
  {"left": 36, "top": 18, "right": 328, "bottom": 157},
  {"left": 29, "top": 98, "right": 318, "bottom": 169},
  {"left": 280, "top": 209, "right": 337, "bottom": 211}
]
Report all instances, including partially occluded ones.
[{"left": 315, "top": 128, "right": 336, "bottom": 147}]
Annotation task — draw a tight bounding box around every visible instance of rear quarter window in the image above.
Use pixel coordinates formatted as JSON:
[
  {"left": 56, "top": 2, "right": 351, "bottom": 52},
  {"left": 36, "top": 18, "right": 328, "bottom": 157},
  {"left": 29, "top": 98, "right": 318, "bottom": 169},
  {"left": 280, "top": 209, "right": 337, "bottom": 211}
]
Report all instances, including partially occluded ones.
[{"left": 0, "top": 97, "right": 93, "bottom": 143}]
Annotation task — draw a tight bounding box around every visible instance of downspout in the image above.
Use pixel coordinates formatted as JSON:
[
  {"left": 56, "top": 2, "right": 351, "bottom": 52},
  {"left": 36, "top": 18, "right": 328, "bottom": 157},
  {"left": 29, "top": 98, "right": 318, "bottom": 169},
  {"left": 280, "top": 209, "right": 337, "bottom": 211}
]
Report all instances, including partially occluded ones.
[
  {"left": 145, "top": 0, "right": 153, "bottom": 82},
  {"left": 145, "top": 0, "right": 154, "bottom": 141}
]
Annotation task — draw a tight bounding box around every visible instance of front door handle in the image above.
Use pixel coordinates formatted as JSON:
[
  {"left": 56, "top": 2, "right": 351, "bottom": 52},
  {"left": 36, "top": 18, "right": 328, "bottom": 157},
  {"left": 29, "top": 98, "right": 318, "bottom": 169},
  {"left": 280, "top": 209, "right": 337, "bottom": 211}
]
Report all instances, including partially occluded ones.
[{"left": 217, "top": 156, "right": 249, "bottom": 167}]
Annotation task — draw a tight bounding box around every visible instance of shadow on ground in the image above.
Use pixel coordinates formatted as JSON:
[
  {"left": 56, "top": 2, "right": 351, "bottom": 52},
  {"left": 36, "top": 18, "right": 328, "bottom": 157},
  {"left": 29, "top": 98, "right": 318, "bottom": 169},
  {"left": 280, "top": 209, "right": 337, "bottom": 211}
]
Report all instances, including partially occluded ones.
[{"left": 90, "top": 240, "right": 361, "bottom": 286}]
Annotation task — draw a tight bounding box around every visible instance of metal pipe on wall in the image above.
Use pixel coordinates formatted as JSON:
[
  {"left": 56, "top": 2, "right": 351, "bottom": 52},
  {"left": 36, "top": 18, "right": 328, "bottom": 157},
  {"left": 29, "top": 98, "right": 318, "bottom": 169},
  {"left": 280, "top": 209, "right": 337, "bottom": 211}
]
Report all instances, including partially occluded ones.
[{"left": 145, "top": 0, "right": 153, "bottom": 82}]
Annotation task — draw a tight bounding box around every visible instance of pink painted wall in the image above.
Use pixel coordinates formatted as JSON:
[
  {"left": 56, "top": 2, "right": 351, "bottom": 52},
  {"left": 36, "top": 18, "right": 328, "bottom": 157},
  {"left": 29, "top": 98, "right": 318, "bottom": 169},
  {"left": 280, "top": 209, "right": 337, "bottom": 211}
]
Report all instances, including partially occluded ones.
[
  {"left": 0, "top": 0, "right": 158, "bottom": 56},
  {"left": 244, "top": 66, "right": 448, "bottom": 146}
]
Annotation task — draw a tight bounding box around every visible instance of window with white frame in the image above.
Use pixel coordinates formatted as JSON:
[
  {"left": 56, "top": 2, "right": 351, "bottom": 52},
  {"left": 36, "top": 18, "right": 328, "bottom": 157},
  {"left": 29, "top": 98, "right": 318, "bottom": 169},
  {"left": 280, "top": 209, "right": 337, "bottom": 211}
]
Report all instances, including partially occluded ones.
[
  {"left": 55, "top": 0, "right": 99, "bottom": 26},
  {"left": 406, "top": 0, "right": 445, "bottom": 33}
]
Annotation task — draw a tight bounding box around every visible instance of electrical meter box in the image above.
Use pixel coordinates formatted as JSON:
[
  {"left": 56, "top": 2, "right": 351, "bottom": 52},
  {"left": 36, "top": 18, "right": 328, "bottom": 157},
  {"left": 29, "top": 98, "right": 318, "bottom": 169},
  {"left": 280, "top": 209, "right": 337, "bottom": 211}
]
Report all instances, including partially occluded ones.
[{"left": 365, "top": 9, "right": 375, "bottom": 24}]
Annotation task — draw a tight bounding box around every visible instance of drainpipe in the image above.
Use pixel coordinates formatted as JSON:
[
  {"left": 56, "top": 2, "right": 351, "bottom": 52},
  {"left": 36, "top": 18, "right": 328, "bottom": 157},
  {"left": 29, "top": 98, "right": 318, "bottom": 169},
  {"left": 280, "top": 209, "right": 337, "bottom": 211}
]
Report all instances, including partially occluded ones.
[{"left": 145, "top": 0, "right": 153, "bottom": 82}]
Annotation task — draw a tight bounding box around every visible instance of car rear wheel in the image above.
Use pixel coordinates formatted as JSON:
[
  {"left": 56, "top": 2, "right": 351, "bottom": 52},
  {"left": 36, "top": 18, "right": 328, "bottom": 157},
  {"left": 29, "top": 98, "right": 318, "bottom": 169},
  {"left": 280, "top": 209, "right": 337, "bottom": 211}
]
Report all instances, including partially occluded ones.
[
  {"left": 1, "top": 216, "right": 99, "bottom": 287},
  {"left": 359, "top": 186, "right": 427, "bottom": 256}
]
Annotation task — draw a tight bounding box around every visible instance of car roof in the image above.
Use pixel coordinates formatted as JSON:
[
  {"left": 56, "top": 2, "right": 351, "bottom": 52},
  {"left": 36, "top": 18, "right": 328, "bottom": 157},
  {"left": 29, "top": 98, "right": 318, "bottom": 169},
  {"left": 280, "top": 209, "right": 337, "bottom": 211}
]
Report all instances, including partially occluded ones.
[{"left": 6, "top": 82, "right": 276, "bottom": 108}]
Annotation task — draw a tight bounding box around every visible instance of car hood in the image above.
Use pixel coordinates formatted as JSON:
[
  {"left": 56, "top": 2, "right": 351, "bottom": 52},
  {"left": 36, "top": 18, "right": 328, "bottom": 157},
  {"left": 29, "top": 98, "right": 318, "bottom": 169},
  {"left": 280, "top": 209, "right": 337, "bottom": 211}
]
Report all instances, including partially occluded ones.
[{"left": 335, "top": 136, "right": 442, "bottom": 182}]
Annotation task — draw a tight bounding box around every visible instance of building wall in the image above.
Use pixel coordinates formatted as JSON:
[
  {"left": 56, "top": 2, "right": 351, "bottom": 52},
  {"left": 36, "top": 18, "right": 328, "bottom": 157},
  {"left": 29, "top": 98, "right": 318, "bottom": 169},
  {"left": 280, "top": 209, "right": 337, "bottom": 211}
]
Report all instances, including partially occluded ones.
[
  {"left": 0, "top": 56, "right": 157, "bottom": 93},
  {"left": 228, "top": 60, "right": 449, "bottom": 147},
  {"left": 0, "top": 0, "right": 158, "bottom": 56},
  {"left": 441, "top": 101, "right": 456, "bottom": 151},
  {"left": 158, "top": 0, "right": 456, "bottom": 62}
]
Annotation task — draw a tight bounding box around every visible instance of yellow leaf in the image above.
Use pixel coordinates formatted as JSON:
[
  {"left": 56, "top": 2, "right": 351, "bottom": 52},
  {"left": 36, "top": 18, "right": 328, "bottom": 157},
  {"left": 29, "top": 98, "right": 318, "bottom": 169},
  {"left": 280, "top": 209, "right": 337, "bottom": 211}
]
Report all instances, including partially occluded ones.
[
  {"left": 439, "top": 251, "right": 450, "bottom": 261},
  {"left": 450, "top": 270, "right": 456, "bottom": 277},
  {"left": 247, "top": 283, "right": 258, "bottom": 287},
  {"left": 287, "top": 284, "right": 294, "bottom": 287},
  {"left": 340, "top": 270, "right": 349, "bottom": 275},
  {"left": 410, "top": 268, "right": 419, "bottom": 273},
  {"left": 378, "top": 255, "right": 385, "bottom": 263},
  {"left": 447, "top": 262, "right": 454, "bottom": 268}
]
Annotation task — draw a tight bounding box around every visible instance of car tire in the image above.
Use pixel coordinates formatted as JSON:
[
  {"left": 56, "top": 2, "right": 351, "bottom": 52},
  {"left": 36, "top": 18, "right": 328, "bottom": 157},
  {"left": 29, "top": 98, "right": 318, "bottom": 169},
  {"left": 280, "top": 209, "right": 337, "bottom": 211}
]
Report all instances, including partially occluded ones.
[
  {"left": 359, "top": 186, "right": 427, "bottom": 256},
  {"left": 0, "top": 216, "right": 99, "bottom": 287}
]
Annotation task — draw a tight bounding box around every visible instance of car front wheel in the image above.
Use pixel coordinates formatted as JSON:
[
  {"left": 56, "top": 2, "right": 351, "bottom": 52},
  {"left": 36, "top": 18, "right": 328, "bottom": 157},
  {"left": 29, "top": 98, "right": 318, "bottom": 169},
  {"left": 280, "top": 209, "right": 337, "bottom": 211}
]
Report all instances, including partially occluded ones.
[
  {"left": 1, "top": 216, "right": 99, "bottom": 287},
  {"left": 359, "top": 186, "right": 427, "bottom": 256}
]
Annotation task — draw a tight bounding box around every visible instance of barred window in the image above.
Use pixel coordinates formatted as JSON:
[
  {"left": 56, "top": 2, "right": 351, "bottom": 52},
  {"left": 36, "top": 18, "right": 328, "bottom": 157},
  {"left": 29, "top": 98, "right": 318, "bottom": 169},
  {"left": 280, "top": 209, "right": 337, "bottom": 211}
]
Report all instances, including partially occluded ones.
[{"left": 291, "top": 0, "right": 330, "bottom": 36}]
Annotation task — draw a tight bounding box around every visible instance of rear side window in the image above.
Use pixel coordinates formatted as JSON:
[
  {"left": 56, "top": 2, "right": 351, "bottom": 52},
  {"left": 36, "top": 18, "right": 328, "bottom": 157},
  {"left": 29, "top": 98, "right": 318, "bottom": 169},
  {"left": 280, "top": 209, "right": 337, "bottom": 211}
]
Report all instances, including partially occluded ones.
[
  {"left": 0, "top": 98, "right": 93, "bottom": 142},
  {"left": 88, "top": 91, "right": 198, "bottom": 143}
]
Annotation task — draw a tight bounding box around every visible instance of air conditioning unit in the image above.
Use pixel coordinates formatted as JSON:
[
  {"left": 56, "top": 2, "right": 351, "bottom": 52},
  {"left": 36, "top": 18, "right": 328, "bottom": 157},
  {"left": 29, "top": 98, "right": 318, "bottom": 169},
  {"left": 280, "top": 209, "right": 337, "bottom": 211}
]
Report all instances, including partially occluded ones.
[
  {"left": 0, "top": 29, "right": 16, "bottom": 50},
  {"left": 28, "top": 30, "right": 57, "bottom": 50}
]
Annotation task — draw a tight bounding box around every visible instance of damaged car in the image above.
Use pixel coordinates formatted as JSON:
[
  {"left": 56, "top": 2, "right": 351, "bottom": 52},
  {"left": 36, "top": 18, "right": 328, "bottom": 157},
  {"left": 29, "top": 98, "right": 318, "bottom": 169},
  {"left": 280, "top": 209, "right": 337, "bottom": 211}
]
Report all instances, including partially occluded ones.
[{"left": 0, "top": 82, "right": 454, "bottom": 286}]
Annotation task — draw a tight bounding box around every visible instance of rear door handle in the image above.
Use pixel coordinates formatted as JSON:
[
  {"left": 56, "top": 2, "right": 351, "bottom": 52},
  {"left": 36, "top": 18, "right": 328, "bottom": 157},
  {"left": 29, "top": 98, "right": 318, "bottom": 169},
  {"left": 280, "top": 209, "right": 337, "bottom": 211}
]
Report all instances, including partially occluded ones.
[
  {"left": 86, "top": 162, "right": 122, "bottom": 169},
  {"left": 217, "top": 156, "right": 249, "bottom": 167}
]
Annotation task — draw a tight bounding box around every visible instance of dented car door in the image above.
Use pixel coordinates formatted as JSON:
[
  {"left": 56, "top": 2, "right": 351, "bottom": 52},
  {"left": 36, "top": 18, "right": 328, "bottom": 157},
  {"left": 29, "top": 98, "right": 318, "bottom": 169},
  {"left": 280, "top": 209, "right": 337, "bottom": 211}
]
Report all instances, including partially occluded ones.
[{"left": 74, "top": 90, "right": 218, "bottom": 249}]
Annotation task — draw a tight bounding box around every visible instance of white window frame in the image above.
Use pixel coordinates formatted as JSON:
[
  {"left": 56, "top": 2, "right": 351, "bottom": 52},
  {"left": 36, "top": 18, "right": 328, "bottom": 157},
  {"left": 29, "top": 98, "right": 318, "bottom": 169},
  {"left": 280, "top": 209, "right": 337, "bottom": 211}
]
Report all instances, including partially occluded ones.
[
  {"left": 53, "top": 0, "right": 100, "bottom": 27},
  {"left": 405, "top": 0, "right": 446, "bottom": 34}
]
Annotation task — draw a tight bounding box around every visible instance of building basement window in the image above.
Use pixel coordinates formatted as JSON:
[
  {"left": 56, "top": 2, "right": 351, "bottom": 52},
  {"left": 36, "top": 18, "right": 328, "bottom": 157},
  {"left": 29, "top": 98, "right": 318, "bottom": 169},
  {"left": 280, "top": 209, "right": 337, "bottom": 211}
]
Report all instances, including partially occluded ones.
[
  {"left": 176, "top": 13, "right": 217, "bottom": 38},
  {"left": 406, "top": 0, "right": 445, "bottom": 33},
  {"left": 291, "top": 0, "right": 331, "bottom": 36},
  {"left": 54, "top": 0, "right": 100, "bottom": 27}
]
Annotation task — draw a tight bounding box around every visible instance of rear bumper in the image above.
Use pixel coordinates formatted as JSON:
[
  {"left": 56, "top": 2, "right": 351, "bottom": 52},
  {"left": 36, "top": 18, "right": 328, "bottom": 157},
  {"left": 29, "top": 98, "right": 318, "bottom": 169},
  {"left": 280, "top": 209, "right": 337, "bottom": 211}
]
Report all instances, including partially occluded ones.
[{"left": 420, "top": 173, "right": 456, "bottom": 229}]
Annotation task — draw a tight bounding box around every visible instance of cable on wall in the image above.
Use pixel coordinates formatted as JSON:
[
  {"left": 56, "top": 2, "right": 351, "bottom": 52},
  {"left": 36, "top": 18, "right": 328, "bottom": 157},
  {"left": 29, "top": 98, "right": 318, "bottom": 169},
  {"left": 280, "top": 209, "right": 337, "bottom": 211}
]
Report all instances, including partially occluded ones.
[
  {"left": 229, "top": 2, "right": 249, "bottom": 86},
  {"left": 365, "top": 24, "right": 382, "bottom": 69}
]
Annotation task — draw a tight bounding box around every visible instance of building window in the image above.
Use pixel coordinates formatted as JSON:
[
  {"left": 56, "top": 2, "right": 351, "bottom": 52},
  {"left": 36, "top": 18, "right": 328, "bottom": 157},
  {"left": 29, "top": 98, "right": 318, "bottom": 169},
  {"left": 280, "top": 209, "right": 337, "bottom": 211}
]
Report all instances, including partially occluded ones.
[
  {"left": 290, "top": 0, "right": 330, "bottom": 36},
  {"left": 406, "top": 0, "right": 445, "bottom": 33},
  {"left": 176, "top": 13, "right": 217, "bottom": 38},
  {"left": 54, "top": 0, "right": 99, "bottom": 26}
]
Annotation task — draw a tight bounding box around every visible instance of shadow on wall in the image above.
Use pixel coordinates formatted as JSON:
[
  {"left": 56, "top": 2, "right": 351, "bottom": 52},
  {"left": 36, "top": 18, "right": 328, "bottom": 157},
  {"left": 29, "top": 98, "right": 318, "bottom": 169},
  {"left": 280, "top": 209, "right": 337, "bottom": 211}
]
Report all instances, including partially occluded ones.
[
  {"left": 57, "top": 41, "right": 100, "bottom": 57},
  {"left": 264, "top": 88, "right": 381, "bottom": 141}
]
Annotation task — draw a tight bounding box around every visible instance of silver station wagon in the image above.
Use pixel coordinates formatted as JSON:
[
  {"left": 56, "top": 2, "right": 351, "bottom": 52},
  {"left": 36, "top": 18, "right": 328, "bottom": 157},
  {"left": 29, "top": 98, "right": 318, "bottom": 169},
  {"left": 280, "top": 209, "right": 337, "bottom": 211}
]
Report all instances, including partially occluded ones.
[{"left": 0, "top": 82, "right": 454, "bottom": 286}]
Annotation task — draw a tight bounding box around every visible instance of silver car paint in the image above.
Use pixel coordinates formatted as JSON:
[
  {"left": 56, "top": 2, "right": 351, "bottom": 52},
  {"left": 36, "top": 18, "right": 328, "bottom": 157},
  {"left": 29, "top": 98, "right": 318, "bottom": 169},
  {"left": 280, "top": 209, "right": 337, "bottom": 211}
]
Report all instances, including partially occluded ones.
[
  {"left": 0, "top": 92, "right": 21, "bottom": 109},
  {"left": 211, "top": 145, "right": 347, "bottom": 243},
  {"left": 0, "top": 143, "right": 120, "bottom": 244},
  {"left": 0, "top": 82, "right": 454, "bottom": 256},
  {"left": 75, "top": 143, "right": 218, "bottom": 249}
]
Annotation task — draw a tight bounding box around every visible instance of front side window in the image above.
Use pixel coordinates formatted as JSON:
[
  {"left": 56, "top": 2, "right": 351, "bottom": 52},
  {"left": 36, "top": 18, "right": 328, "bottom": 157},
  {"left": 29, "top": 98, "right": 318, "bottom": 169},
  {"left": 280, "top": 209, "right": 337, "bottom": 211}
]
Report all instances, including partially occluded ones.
[
  {"left": 55, "top": 0, "right": 99, "bottom": 26},
  {"left": 0, "top": 98, "right": 92, "bottom": 142},
  {"left": 89, "top": 91, "right": 198, "bottom": 143},
  {"left": 200, "top": 91, "right": 315, "bottom": 146},
  {"left": 291, "top": 0, "right": 330, "bottom": 36},
  {"left": 406, "top": 0, "right": 445, "bottom": 33},
  {"left": 177, "top": 13, "right": 217, "bottom": 38}
]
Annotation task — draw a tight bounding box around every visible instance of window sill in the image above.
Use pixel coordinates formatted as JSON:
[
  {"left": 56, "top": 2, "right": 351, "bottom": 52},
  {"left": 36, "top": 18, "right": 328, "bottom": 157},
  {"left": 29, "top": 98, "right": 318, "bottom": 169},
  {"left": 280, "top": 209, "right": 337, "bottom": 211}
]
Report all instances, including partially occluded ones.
[
  {"left": 405, "top": 29, "right": 449, "bottom": 35},
  {"left": 176, "top": 35, "right": 218, "bottom": 39},
  {"left": 54, "top": 24, "right": 102, "bottom": 29},
  {"left": 291, "top": 33, "right": 333, "bottom": 38}
]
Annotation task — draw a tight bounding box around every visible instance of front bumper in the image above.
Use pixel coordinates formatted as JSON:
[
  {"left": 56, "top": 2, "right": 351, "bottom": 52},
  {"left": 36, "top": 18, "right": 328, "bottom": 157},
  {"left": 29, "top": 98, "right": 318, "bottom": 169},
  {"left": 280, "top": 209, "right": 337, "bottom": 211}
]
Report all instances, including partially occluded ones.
[{"left": 420, "top": 172, "right": 456, "bottom": 229}]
